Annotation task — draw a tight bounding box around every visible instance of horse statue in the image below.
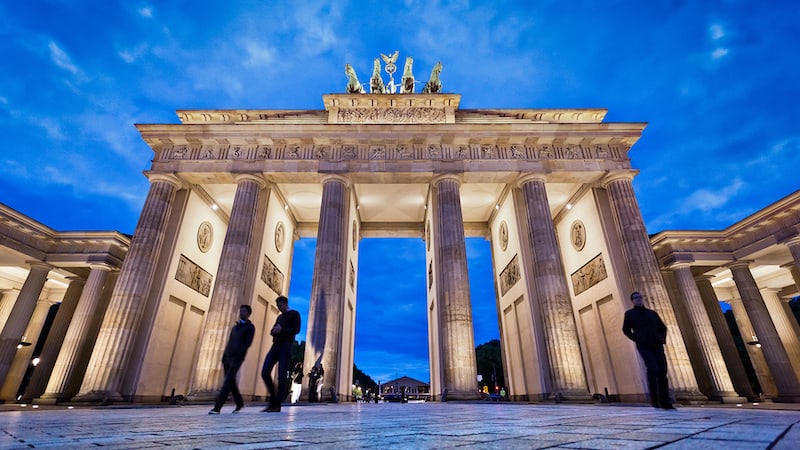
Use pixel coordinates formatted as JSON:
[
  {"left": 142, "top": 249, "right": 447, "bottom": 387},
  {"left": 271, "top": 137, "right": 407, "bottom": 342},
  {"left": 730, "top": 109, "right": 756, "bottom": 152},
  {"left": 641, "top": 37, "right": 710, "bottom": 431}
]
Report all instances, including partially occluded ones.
[
  {"left": 400, "top": 56, "right": 415, "bottom": 94},
  {"left": 345, "top": 64, "right": 365, "bottom": 94},
  {"left": 370, "top": 58, "right": 385, "bottom": 94},
  {"left": 422, "top": 61, "right": 443, "bottom": 94}
]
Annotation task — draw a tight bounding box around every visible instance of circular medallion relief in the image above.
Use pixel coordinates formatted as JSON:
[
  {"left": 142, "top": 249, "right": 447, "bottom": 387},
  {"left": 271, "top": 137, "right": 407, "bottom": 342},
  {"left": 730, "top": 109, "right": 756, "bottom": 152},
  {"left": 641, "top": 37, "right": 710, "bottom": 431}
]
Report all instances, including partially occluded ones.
[
  {"left": 426, "top": 220, "right": 431, "bottom": 251},
  {"left": 197, "top": 221, "right": 213, "bottom": 253},
  {"left": 499, "top": 221, "right": 509, "bottom": 251},
  {"left": 275, "top": 221, "right": 285, "bottom": 252},
  {"left": 352, "top": 220, "right": 358, "bottom": 251},
  {"left": 571, "top": 220, "right": 586, "bottom": 252}
]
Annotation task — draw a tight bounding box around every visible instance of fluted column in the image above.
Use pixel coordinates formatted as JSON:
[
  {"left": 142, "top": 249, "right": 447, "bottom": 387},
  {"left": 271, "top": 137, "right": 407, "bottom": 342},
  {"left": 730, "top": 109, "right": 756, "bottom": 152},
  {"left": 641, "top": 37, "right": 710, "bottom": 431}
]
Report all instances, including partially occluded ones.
[
  {"left": 75, "top": 174, "right": 180, "bottom": 402},
  {"left": 0, "top": 262, "right": 52, "bottom": 389},
  {"left": 727, "top": 297, "right": 777, "bottom": 398},
  {"left": 518, "top": 174, "right": 589, "bottom": 399},
  {"left": 696, "top": 277, "right": 755, "bottom": 399},
  {"left": 728, "top": 261, "right": 800, "bottom": 402},
  {"left": 602, "top": 172, "right": 703, "bottom": 400},
  {"left": 0, "top": 297, "right": 57, "bottom": 400},
  {"left": 0, "top": 289, "right": 20, "bottom": 334},
  {"left": 304, "top": 174, "right": 351, "bottom": 401},
  {"left": 191, "top": 174, "right": 266, "bottom": 398},
  {"left": 21, "top": 276, "right": 86, "bottom": 401},
  {"left": 38, "top": 264, "right": 113, "bottom": 403},
  {"left": 785, "top": 237, "right": 800, "bottom": 279},
  {"left": 761, "top": 288, "right": 800, "bottom": 380},
  {"left": 670, "top": 263, "right": 741, "bottom": 402},
  {"left": 430, "top": 174, "right": 479, "bottom": 400}
]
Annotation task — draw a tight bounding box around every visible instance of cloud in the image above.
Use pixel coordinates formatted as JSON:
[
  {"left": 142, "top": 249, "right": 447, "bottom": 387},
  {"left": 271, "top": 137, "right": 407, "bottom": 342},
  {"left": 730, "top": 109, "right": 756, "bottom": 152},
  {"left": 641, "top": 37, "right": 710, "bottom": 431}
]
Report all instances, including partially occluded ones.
[
  {"left": 683, "top": 178, "right": 745, "bottom": 213},
  {"left": 37, "top": 117, "right": 66, "bottom": 140},
  {"left": 48, "top": 40, "right": 81, "bottom": 75},
  {"left": 711, "top": 48, "right": 729, "bottom": 59},
  {"left": 138, "top": 6, "right": 153, "bottom": 18},
  {"left": 709, "top": 23, "right": 725, "bottom": 40},
  {"left": 242, "top": 41, "right": 275, "bottom": 68}
]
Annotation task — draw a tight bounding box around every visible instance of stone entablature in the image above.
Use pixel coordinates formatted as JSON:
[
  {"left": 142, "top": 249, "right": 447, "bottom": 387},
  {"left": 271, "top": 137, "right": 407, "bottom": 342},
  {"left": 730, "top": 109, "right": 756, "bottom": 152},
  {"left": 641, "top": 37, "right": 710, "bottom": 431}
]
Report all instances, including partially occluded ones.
[
  {"left": 0, "top": 203, "right": 129, "bottom": 268},
  {"left": 152, "top": 141, "right": 633, "bottom": 163},
  {"left": 652, "top": 190, "right": 800, "bottom": 266}
]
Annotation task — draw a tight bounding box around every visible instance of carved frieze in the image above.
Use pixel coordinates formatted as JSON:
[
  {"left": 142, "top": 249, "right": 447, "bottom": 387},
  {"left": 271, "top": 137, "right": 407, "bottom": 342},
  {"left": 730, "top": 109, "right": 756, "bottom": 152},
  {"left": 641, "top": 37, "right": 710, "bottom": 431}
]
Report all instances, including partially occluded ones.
[
  {"left": 336, "top": 107, "right": 446, "bottom": 124},
  {"left": 175, "top": 254, "right": 213, "bottom": 297},
  {"left": 156, "top": 142, "right": 627, "bottom": 162},
  {"left": 349, "top": 260, "right": 355, "bottom": 290},
  {"left": 571, "top": 253, "right": 608, "bottom": 295},
  {"left": 261, "top": 254, "right": 285, "bottom": 294},
  {"left": 499, "top": 254, "right": 520, "bottom": 296}
]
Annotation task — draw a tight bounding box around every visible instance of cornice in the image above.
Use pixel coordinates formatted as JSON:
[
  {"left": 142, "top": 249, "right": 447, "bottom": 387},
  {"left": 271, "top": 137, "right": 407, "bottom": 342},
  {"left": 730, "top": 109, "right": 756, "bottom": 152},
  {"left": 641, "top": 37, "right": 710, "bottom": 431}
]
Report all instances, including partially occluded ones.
[{"left": 650, "top": 189, "right": 800, "bottom": 259}]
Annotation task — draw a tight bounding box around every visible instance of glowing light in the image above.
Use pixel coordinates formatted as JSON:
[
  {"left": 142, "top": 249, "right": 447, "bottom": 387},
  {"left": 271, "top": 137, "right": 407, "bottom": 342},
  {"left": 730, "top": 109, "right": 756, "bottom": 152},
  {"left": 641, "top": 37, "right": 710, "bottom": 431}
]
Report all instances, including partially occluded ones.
[
  {"left": 566, "top": 203, "right": 573, "bottom": 210},
  {"left": 211, "top": 204, "right": 219, "bottom": 211}
]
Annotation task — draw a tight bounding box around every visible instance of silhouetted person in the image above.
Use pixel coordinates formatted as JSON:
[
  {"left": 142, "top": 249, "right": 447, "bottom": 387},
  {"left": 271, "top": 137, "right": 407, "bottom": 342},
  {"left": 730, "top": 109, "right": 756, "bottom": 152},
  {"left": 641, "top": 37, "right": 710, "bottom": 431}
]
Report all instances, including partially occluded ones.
[
  {"left": 209, "top": 304, "right": 255, "bottom": 414},
  {"left": 622, "top": 291, "right": 675, "bottom": 410},
  {"left": 308, "top": 364, "right": 324, "bottom": 402},
  {"left": 261, "top": 296, "right": 301, "bottom": 412},
  {"left": 289, "top": 362, "right": 303, "bottom": 404}
]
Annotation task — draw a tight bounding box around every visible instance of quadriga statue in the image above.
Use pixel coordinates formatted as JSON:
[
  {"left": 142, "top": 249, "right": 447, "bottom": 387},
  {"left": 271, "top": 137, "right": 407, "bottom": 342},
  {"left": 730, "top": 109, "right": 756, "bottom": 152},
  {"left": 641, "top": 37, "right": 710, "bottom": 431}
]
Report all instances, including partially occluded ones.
[
  {"left": 422, "top": 61, "right": 443, "bottom": 94},
  {"left": 344, "top": 64, "right": 365, "bottom": 94}
]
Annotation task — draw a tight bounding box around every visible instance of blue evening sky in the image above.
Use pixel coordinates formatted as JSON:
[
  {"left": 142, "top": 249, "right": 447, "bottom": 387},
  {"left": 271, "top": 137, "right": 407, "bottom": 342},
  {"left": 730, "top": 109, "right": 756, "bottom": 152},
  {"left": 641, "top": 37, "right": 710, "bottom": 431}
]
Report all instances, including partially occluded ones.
[{"left": 1, "top": 1, "right": 798, "bottom": 383}]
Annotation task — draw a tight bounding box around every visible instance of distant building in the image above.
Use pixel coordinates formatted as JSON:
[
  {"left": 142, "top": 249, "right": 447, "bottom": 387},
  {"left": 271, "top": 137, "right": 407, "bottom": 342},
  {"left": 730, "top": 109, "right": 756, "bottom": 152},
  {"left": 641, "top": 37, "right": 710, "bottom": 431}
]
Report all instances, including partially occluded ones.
[{"left": 382, "top": 376, "right": 430, "bottom": 401}]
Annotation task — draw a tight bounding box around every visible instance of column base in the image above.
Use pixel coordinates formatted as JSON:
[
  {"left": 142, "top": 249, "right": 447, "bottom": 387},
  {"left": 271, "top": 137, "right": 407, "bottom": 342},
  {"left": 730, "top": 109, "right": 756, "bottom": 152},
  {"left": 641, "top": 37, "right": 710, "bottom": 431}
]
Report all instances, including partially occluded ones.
[
  {"left": 717, "top": 395, "right": 748, "bottom": 404},
  {"left": 71, "top": 390, "right": 123, "bottom": 403},
  {"left": 551, "top": 390, "right": 594, "bottom": 402},
  {"left": 441, "top": 389, "right": 482, "bottom": 401},
  {"left": 773, "top": 394, "right": 800, "bottom": 403},
  {"left": 674, "top": 389, "right": 708, "bottom": 403},
  {"left": 186, "top": 391, "right": 217, "bottom": 402},
  {"left": 32, "top": 397, "right": 58, "bottom": 405}
]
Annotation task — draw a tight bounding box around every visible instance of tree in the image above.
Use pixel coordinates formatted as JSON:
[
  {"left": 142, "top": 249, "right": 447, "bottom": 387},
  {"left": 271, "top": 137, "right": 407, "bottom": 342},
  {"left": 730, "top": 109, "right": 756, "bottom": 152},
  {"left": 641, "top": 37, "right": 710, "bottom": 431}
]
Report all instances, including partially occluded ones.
[
  {"left": 353, "top": 365, "right": 377, "bottom": 393},
  {"left": 475, "top": 339, "right": 504, "bottom": 391}
]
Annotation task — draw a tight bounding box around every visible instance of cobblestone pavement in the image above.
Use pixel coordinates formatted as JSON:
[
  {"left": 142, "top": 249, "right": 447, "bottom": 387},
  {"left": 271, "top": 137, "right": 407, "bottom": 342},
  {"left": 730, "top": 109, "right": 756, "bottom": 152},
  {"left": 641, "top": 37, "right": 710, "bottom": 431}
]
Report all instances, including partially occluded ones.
[{"left": 1, "top": 401, "right": 799, "bottom": 449}]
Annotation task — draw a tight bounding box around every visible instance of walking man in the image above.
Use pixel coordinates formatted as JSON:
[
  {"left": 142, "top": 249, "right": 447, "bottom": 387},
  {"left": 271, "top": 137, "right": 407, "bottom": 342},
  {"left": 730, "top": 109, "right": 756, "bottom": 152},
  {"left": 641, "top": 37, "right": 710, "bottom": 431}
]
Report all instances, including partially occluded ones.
[
  {"left": 622, "top": 291, "right": 675, "bottom": 409},
  {"left": 261, "top": 295, "right": 301, "bottom": 412},
  {"left": 209, "top": 304, "right": 255, "bottom": 414}
]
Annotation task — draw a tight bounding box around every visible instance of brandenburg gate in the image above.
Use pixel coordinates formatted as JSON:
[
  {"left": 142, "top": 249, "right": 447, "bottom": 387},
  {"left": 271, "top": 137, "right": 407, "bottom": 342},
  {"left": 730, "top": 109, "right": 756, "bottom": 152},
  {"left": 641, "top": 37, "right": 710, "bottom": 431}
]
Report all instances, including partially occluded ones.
[{"left": 13, "top": 57, "right": 799, "bottom": 406}]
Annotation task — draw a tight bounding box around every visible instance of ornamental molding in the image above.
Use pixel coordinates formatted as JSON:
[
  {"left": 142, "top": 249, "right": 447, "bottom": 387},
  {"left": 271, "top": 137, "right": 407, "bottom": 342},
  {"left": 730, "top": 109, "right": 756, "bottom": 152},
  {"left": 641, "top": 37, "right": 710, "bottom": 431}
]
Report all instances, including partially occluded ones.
[{"left": 156, "top": 142, "right": 630, "bottom": 162}]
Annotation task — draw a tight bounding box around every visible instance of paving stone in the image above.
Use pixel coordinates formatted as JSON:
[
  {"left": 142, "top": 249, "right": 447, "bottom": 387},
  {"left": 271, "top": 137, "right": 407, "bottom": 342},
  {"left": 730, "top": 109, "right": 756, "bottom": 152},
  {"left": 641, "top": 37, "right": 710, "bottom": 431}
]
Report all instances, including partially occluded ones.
[{"left": 0, "top": 402, "right": 798, "bottom": 449}]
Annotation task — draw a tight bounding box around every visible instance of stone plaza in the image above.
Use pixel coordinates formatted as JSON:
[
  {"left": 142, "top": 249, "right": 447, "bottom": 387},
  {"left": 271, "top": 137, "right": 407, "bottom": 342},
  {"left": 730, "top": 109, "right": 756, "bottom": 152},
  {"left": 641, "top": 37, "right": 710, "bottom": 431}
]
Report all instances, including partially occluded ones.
[{"left": 1, "top": 401, "right": 799, "bottom": 449}]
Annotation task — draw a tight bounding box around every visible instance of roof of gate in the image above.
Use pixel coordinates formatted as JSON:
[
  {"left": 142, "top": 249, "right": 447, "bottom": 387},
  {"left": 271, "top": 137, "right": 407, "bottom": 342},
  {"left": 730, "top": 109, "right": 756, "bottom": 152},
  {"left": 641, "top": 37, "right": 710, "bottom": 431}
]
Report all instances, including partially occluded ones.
[{"left": 136, "top": 94, "right": 646, "bottom": 237}]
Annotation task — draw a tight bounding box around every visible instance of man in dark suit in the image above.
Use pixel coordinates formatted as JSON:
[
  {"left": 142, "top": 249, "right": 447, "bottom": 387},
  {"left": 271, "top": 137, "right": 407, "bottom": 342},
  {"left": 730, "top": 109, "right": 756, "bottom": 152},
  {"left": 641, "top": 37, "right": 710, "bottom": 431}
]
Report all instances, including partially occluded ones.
[
  {"left": 261, "top": 295, "right": 301, "bottom": 412},
  {"left": 209, "top": 304, "right": 255, "bottom": 414},
  {"left": 622, "top": 291, "right": 675, "bottom": 410}
]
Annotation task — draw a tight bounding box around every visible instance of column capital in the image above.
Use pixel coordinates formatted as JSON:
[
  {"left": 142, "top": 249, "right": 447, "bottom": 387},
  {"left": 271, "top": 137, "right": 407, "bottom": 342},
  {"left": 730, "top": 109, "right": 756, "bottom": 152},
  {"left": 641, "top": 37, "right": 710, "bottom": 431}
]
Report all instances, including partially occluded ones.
[
  {"left": 320, "top": 173, "right": 351, "bottom": 187},
  {"left": 726, "top": 260, "right": 753, "bottom": 270},
  {"left": 782, "top": 235, "right": 800, "bottom": 248},
  {"left": 88, "top": 262, "right": 115, "bottom": 272},
  {"left": 599, "top": 170, "right": 638, "bottom": 189},
  {"left": 514, "top": 173, "right": 547, "bottom": 188},
  {"left": 431, "top": 173, "right": 462, "bottom": 187},
  {"left": 233, "top": 173, "right": 267, "bottom": 188},
  {"left": 666, "top": 261, "right": 693, "bottom": 271},
  {"left": 144, "top": 172, "right": 183, "bottom": 189},
  {"left": 25, "top": 261, "right": 54, "bottom": 271},
  {"left": 64, "top": 276, "right": 87, "bottom": 285}
]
